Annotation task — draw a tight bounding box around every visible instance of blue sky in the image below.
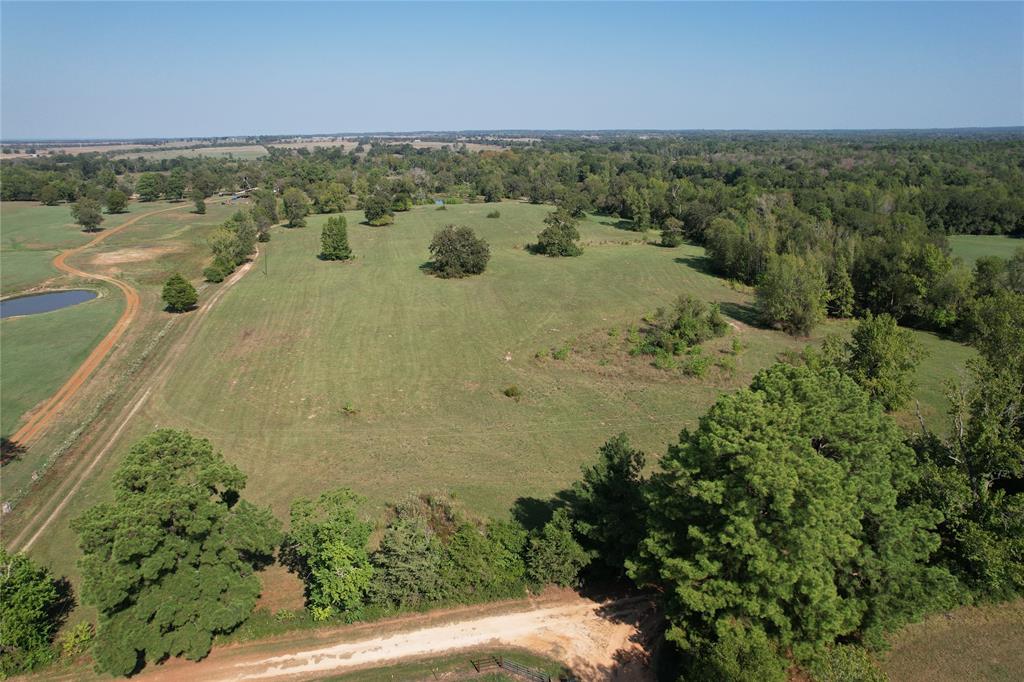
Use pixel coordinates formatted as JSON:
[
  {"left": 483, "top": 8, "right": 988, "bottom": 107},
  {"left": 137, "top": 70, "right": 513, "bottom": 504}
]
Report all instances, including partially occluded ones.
[{"left": 1, "top": 1, "right": 1022, "bottom": 139}]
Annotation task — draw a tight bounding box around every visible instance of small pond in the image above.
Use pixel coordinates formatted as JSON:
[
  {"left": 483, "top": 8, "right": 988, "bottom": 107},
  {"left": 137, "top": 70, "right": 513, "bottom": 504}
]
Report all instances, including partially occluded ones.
[{"left": 0, "top": 290, "right": 99, "bottom": 319}]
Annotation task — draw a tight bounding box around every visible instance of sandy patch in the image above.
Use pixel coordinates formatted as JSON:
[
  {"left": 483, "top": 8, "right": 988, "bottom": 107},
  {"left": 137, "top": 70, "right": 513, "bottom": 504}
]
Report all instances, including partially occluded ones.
[{"left": 92, "top": 245, "right": 182, "bottom": 265}]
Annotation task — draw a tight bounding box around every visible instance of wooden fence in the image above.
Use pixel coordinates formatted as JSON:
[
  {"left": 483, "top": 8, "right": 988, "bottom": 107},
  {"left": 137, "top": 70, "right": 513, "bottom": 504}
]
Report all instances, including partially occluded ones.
[{"left": 470, "top": 654, "right": 567, "bottom": 682}]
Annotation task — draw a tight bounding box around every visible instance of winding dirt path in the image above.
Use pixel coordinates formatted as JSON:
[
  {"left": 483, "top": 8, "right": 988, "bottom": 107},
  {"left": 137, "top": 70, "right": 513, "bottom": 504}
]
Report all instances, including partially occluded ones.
[{"left": 8, "top": 204, "right": 186, "bottom": 447}]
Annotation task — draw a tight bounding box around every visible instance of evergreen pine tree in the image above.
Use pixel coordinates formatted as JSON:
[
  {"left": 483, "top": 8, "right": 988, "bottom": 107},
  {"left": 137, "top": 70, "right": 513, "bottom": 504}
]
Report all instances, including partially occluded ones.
[{"left": 319, "top": 215, "right": 352, "bottom": 260}]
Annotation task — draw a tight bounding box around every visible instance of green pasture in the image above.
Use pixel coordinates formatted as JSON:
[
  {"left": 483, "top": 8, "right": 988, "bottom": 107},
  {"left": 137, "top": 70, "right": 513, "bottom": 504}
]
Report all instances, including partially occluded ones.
[
  {"left": 128, "top": 202, "right": 975, "bottom": 526},
  {"left": 0, "top": 285, "right": 123, "bottom": 441},
  {"left": 949, "top": 234, "right": 1022, "bottom": 265},
  {"left": 77, "top": 200, "right": 243, "bottom": 286},
  {"left": 1, "top": 199, "right": 183, "bottom": 294}
]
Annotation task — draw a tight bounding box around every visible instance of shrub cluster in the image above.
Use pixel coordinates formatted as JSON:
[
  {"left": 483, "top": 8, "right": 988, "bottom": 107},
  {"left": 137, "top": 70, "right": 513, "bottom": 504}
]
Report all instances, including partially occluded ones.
[
  {"left": 632, "top": 295, "right": 729, "bottom": 360},
  {"left": 284, "top": 493, "right": 589, "bottom": 621}
]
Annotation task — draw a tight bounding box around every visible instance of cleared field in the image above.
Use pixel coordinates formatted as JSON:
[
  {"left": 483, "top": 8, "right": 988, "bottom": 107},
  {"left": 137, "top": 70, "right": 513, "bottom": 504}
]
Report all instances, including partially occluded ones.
[
  {"left": 143, "top": 203, "right": 792, "bottom": 521},
  {"left": 0, "top": 287, "right": 122, "bottom": 440},
  {"left": 949, "top": 234, "right": 1023, "bottom": 264},
  {"left": 129, "top": 202, "right": 973, "bottom": 526},
  {"left": 1, "top": 200, "right": 183, "bottom": 294},
  {"left": 882, "top": 599, "right": 1024, "bottom": 682},
  {"left": 81, "top": 200, "right": 242, "bottom": 284},
  {"left": 111, "top": 145, "right": 268, "bottom": 161}
]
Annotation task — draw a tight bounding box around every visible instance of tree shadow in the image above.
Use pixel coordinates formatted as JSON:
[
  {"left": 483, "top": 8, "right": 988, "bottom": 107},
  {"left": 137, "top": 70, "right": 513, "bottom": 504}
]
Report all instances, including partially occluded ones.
[
  {"left": 599, "top": 219, "right": 641, "bottom": 232},
  {"left": 719, "top": 301, "right": 762, "bottom": 328},
  {"left": 1, "top": 437, "right": 26, "bottom": 466},
  {"left": 50, "top": 577, "right": 76, "bottom": 633},
  {"left": 673, "top": 255, "right": 715, "bottom": 275},
  {"left": 163, "top": 304, "right": 198, "bottom": 314},
  {"left": 510, "top": 496, "right": 563, "bottom": 531},
  {"left": 554, "top": 592, "right": 661, "bottom": 681}
]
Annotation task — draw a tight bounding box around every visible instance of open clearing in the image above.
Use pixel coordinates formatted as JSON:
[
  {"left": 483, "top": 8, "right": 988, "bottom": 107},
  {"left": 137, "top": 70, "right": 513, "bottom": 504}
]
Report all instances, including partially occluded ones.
[
  {"left": 145, "top": 202, "right": 826, "bottom": 523},
  {"left": 6, "top": 201, "right": 976, "bottom": 607},
  {"left": 133, "top": 202, "right": 971, "bottom": 524},
  {"left": 111, "top": 144, "right": 268, "bottom": 160},
  {"left": 882, "top": 599, "right": 1024, "bottom": 682},
  {"left": 949, "top": 233, "right": 1023, "bottom": 264},
  {"left": 0, "top": 288, "right": 122, "bottom": 439},
  {"left": 1, "top": 200, "right": 185, "bottom": 294}
]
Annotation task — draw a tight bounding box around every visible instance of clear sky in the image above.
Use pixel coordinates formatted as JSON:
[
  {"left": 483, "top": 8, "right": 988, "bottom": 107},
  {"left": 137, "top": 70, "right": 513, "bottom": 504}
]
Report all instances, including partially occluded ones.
[{"left": 2, "top": 1, "right": 1022, "bottom": 139}]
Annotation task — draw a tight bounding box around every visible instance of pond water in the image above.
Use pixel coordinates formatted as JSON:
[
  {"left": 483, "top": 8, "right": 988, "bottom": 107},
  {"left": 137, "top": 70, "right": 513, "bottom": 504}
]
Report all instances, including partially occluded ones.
[{"left": 0, "top": 290, "right": 98, "bottom": 319}]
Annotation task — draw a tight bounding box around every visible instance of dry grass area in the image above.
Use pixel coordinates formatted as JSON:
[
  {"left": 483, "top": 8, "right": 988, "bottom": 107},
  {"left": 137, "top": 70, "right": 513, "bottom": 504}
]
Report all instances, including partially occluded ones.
[
  {"left": 266, "top": 138, "right": 354, "bottom": 152},
  {"left": 90, "top": 245, "right": 183, "bottom": 265},
  {"left": 881, "top": 599, "right": 1024, "bottom": 682}
]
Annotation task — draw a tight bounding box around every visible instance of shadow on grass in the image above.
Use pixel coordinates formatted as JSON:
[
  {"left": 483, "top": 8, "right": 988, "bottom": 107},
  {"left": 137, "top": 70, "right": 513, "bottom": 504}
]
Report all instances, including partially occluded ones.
[
  {"left": 599, "top": 219, "right": 642, "bottom": 232},
  {"left": 673, "top": 255, "right": 715, "bottom": 275},
  {"left": 1, "top": 437, "right": 26, "bottom": 466},
  {"left": 719, "top": 301, "right": 763, "bottom": 328},
  {"left": 510, "top": 496, "right": 564, "bottom": 532}
]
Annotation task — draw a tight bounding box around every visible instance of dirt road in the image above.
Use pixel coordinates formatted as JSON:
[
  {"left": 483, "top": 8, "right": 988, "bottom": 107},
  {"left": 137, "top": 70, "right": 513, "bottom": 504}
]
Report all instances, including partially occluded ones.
[
  {"left": 135, "top": 593, "right": 657, "bottom": 682},
  {"left": 6, "top": 244, "right": 259, "bottom": 553},
  {"left": 8, "top": 205, "right": 186, "bottom": 447}
]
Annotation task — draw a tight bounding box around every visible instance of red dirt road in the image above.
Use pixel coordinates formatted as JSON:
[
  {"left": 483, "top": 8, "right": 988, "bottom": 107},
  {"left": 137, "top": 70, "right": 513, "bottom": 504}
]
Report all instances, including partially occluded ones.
[
  {"left": 8, "top": 205, "right": 186, "bottom": 447},
  {"left": 7, "top": 250, "right": 260, "bottom": 553},
  {"left": 133, "top": 593, "right": 658, "bottom": 682}
]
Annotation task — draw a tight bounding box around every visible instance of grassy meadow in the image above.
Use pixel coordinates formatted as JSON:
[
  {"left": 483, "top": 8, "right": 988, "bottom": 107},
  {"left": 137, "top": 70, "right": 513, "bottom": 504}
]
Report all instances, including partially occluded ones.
[
  {"left": 949, "top": 233, "right": 1022, "bottom": 264},
  {"left": 0, "top": 200, "right": 239, "bottom": 498},
  {"left": 128, "top": 201, "right": 975, "bottom": 524},
  {"left": 1, "top": 199, "right": 189, "bottom": 294},
  {"left": 882, "top": 599, "right": 1024, "bottom": 682},
  {"left": 0, "top": 286, "right": 123, "bottom": 438}
]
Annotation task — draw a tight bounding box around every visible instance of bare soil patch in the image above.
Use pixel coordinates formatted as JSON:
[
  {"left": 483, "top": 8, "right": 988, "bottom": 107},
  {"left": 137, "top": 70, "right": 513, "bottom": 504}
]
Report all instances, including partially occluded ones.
[{"left": 91, "top": 245, "right": 182, "bottom": 265}]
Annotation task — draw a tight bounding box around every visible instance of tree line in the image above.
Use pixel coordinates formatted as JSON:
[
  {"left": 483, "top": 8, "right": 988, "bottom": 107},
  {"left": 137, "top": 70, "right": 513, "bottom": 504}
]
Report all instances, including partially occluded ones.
[{"left": 9, "top": 132, "right": 1021, "bottom": 339}]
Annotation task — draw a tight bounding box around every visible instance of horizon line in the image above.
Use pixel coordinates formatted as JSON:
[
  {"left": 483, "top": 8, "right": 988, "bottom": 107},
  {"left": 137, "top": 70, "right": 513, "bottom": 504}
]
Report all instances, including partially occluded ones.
[{"left": 3, "top": 126, "right": 1024, "bottom": 144}]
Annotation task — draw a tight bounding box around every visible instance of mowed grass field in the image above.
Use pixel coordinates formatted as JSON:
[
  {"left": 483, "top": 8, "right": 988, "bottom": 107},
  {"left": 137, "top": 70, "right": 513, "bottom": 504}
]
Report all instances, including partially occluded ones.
[
  {"left": 949, "top": 233, "right": 1022, "bottom": 264},
  {"left": 128, "top": 201, "right": 974, "bottom": 524},
  {"left": 0, "top": 287, "right": 123, "bottom": 438},
  {"left": 1, "top": 200, "right": 185, "bottom": 294},
  {"left": 0, "top": 200, "right": 238, "bottom": 498}
]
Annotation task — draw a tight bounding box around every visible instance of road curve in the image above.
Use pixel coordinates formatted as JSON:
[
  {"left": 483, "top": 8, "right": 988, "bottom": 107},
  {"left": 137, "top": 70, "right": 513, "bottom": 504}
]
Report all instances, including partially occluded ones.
[
  {"left": 7, "top": 248, "right": 260, "bottom": 553},
  {"left": 132, "top": 593, "right": 656, "bottom": 682},
  {"left": 8, "top": 204, "right": 186, "bottom": 447}
]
